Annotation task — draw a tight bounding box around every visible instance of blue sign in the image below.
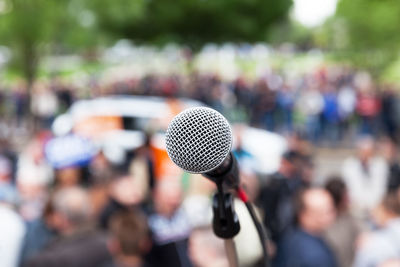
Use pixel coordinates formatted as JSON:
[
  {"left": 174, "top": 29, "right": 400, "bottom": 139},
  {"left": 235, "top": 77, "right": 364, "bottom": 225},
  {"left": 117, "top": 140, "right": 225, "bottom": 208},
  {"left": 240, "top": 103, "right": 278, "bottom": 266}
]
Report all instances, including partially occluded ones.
[{"left": 45, "top": 134, "right": 98, "bottom": 169}]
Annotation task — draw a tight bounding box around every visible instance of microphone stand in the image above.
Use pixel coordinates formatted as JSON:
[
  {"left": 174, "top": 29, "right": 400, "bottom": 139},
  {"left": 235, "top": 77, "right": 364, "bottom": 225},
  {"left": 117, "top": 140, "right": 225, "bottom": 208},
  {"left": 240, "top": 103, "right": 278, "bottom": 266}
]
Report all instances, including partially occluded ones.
[
  {"left": 209, "top": 179, "right": 240, "bottom": 267},
  {"left": 204, "top": 154, "right": 241, "bottom": 267},
  {"left": 204, "top": 153, "right": 270, "bottom": 267}
]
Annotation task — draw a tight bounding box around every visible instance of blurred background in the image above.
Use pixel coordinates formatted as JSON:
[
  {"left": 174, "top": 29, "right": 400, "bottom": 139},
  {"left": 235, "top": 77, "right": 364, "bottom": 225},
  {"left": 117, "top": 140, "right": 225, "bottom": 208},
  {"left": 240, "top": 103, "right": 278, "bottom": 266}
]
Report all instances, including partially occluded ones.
[{"left": 1, "top": 0, "right": 400, "bottom": 266}]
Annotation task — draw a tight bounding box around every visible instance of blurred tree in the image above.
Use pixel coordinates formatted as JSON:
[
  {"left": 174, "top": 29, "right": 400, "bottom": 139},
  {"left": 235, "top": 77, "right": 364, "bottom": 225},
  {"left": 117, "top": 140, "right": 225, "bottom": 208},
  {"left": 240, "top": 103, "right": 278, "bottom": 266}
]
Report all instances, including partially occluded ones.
[
  {"left": 268, "top": 21, "right": 313, "bottom": 50},
  {"left": 90, "top": 0, "right": 293, "bottom": 47},
  {"left": 0, "top": 0, "right": 106, "bottom": 109},
  {"left": 0, "top": 0, "right": 65, "bottom": 88},
  {"left": 328, "top": 0, "right": 400, "bottom": 75},
  {"left": 0, "top": 0, "right": 293, "bottom": 90}
]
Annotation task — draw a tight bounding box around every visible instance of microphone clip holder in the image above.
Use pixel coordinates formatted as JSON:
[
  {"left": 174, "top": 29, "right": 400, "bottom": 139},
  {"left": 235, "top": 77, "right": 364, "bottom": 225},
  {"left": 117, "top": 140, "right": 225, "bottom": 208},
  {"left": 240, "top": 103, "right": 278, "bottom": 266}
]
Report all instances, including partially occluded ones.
[
  {"left": 211, "top": 184, "right": 241, "bottom": 239},
  {"left": 203, "top": 153, "right": 241, "bottom": 239}
]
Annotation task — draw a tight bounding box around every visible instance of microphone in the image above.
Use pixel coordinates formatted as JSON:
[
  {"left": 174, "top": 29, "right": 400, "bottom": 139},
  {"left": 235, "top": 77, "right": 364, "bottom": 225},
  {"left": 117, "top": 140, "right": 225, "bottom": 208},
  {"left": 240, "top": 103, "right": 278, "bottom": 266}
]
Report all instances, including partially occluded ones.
[
  {"left": 166, "top": 107, "right": 241, "bottom": 238},
  {"left": 165, "top": 107, "right": 239, "bottom": 189},
  {"left": 165, "top": 107, "right": 271, "bottom": 265}
]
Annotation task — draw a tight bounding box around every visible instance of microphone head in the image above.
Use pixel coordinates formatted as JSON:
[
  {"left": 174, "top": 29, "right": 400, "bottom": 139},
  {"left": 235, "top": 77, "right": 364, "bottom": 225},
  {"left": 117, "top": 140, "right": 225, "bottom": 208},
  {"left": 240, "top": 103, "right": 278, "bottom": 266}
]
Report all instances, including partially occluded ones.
[{"left": 166, "top": 107, "right": 232, "bottom": 173}]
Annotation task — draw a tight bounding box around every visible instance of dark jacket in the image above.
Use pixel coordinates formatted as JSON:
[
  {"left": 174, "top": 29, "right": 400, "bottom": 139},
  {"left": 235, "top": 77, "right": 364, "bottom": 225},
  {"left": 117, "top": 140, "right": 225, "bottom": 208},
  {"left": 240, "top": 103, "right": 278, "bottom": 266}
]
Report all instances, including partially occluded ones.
[
  {"left": 274, "top": 228, "right": 337, "bottom": 267},
  {"left": 24, "top": 229, "right": 111, "bottom": 267},
  {"left": 258, "top": 173, "right": 304, "bottom": 243},
  {"left": 387, "top": 162, "right": 400, "bottom": 192},
  {"left": 146, "top": 208, "right": 192, "bottom": 267},
  {"left": 20, "top": 219, "right": 55, "bottom": 264}
]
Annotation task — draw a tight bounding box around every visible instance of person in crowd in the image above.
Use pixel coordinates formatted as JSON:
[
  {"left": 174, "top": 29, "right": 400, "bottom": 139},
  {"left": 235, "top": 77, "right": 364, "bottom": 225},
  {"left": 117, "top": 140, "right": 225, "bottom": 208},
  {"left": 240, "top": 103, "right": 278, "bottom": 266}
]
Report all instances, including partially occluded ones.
[
  {"left": 298, "top": 155, "right": 315, "bottom": 187},
  {"left": 147, "top": 178, "right": 192, "bottom": 267},
  {"left": 337, "top": 84, "right": 356, "bottom": 139},
  {"left": 55, "top": 166, "right": 84, "bottom": 188},
  {"left": 380, "top": 87, "right": 399, "bottom": 142},
  {"left": 127, "top": 133, "right": 155, "bottom": 192},
  {"left": 0, "top": 140, "right": 17, "bottom": 184},
  {"left": 277, "top": 84, "right": 295, "bottom": 133},
  {"left": 321, "top": 86, "right": 340, "bottom": 145},
  {"left": 342, "top": 136, "right": 389, "bottom": 221},
  {"left": 104, "top": 211, "right": 152, "bottom": 267},
  {"left": 24, "top": 187, "right": 111, "bottom": 267},
  {"left": 19, "top": 197, "right": 57, "bottom": 264},
  {"left": 297, "top": 85, "right": 324, "bottom": 143},
  {"left": 100, "top": 170, "right": 146, "bottom": 229},
  {"left": 89, "top": 150, "right": 113, "bottom": 185},
  {"left": 0, "top": 154, "right": 12, "bottom": 184},
  {"left": 274, "top": 188, "right": 337, "bottom": 267},
  {"left": 30, "top": 84, "right": 59, "bottom": 129},
  {"left": 380, "top": 137, "right": 400, "bottom": 192},
  {"left": 324, "top": 176, "right": 360, "bottom": 267},
  {"left": 257, "top": 150, "right": 305, "bottom": 244},
  {"left": 188, "top": 226, "right": 229, "bottom": 267},
  {"left": 0, "top": 184, "right": 26, "bottom": 267},
  {"left": 285, "top": 131, "right": 313, "bottom": 157},
  {"left": 353, "top": 192, "right": 400, "bottom": 267},
  {"left": 252, "top": 79, "right": 277, "bottom": 130},
  {"left": 356, "top": 84, "right": 381, "bottom": 137}
]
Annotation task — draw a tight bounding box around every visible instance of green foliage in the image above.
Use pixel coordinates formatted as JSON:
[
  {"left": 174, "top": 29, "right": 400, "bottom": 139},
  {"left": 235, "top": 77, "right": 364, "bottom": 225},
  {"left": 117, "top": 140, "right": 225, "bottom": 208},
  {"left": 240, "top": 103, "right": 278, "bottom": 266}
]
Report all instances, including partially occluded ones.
[
  {"left": 336, "top": 0, "right": 400, "bottom": 51},
  {"left": 328, "top": 0, "right": 400, "bottom": 75},
  {"left": 0, "top": 0, "right": 293, "bottom": 83},
  {"left": 268, "top": 20, "right": 313, "bottom": 50},
  {"left": 91, "top": 0, "right": 293, "bottom": 47}
]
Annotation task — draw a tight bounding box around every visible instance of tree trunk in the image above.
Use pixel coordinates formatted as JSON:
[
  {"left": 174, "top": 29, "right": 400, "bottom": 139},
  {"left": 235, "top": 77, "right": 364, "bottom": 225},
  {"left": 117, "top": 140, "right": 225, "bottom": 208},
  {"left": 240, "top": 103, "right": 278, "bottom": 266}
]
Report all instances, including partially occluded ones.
[{"left": 22, "top": 41, "right": 38, "bottom": 131}]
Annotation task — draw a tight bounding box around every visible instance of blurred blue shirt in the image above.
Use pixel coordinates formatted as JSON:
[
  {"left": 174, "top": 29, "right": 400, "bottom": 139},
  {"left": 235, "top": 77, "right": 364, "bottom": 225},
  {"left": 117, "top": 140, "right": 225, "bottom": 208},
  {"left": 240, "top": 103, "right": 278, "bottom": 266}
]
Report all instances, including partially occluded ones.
[{"left": 274, "top": 228, "right": 337, "bottom": 267}]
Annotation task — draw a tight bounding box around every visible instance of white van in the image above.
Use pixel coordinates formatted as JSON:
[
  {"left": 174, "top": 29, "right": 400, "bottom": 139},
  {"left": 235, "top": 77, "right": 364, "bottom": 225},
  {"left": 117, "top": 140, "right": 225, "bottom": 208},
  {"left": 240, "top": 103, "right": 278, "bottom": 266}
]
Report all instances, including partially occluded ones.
[{"left": 52, "top": 95, "right": 286, "bottom": 175}]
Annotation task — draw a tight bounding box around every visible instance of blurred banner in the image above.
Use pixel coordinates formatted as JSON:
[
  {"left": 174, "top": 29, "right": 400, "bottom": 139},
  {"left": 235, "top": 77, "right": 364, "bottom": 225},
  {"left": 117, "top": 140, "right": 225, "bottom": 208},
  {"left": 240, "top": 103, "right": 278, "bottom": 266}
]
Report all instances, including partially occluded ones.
[{"left": 45, "top": 134, "right": 98, "bottom": 169}]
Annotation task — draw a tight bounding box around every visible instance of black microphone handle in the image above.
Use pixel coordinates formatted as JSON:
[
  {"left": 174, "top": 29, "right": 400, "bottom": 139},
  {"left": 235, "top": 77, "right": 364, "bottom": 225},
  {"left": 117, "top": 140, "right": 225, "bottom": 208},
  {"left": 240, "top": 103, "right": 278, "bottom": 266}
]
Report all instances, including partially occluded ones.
[{"left": 203, "top": 152, "right": 240, "bottom": 190}]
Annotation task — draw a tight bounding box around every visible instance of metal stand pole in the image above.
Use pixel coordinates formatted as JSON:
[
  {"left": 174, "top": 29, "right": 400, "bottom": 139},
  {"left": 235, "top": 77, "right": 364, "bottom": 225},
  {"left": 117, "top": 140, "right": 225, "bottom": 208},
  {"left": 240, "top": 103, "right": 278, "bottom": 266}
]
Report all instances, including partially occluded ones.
[{"left": 224, "top": 239, "right": 239, "bottom": 267}]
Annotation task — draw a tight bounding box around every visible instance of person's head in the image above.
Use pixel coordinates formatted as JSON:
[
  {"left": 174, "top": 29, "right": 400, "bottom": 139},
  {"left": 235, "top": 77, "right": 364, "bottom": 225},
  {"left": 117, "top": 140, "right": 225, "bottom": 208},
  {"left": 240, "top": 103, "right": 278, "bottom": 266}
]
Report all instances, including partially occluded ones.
[
  {"left": 295, "top": 188, "right": 336, "bottom": 235},
  {"left": 285, "top": 131, "right": 310, "bottom": 156},
  {"left": 299, "top": 155, "right": 315, "bottom": 186},
  {"left": 153, "top": 178, "right": 183, "bottom": 218},
  {"left": 325, "top": 176, "right": 349, "bottom": 213},
  {"left": 51, "top": 186, "right": 92, "bottom": 234},
  {"left": 372, "top": 191, "right": 400, "bottom": 227},
  {"left": 56, "top": 166, "right": 81, "bottom": 188},
  {"left": 109, "top": 172, "right": 145, "bottom": 207},
  {"left": 279, "top": 150, "right": 302, "bottom": 179},
  {"left": 380, "top": 136, "right": 398, "bottom": 162},
  {"left": 356, "top": 136, "right": 375, "bottom": 162},
  {"left": 108, "top": 211, "right": 150, "bottom": 264},
  {"left": 189, "top": 226, "right": 229, "bottom": 267}
]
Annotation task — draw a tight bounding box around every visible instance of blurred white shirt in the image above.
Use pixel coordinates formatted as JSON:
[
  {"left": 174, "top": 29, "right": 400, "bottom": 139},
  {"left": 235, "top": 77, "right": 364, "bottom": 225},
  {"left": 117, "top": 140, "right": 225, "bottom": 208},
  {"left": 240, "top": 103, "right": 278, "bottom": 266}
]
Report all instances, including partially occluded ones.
[
  {"left": 338, "top": 86, "right": 356, "bottom": 119},
  {"left": 0, "top": 205, "right": 26, "bottom": 267},
  {"left": 354, "top": 218, "right": 400, "bottom": 267},
  {"left": 342, "top": 157, "right": 388, "bottom": 219},
  {"left": 297, "top": 89, "right": 324, "bottom": 116}
]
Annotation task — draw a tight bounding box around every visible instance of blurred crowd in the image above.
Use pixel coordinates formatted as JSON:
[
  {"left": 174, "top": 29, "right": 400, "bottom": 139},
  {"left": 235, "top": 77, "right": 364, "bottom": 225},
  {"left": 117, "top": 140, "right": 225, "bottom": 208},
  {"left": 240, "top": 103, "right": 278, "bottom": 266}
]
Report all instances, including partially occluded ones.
[
  {"left": 1, "top": 65, "right": 400, "bottom": 145},
  {"left": 1, "top": 63, "right": 400, "bottom": 267},
  {"left": 2, "top": 127, "right": 400, "bottom": 267},
  {"left": 95, "top": 66, "right": 399, "bottom": 145}
]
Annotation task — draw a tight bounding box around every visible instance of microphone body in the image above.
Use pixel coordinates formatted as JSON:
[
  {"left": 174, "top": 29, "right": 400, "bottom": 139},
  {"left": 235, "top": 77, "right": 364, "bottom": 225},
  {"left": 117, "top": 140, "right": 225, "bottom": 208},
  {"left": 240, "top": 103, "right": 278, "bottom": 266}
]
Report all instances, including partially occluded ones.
[
  {"left": 165, "top": 107, "right": 238, "bottom": 188},
  {"left": 204, "top": 152, "right": 239, "bottom": 190}
]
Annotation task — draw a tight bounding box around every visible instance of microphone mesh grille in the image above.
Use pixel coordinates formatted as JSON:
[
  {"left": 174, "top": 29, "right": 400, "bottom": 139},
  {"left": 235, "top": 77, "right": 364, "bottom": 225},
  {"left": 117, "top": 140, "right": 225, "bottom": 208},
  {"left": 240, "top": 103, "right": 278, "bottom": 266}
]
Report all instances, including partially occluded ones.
[{"left": 166, "top": 107, "right": 232, "bottom": 173}]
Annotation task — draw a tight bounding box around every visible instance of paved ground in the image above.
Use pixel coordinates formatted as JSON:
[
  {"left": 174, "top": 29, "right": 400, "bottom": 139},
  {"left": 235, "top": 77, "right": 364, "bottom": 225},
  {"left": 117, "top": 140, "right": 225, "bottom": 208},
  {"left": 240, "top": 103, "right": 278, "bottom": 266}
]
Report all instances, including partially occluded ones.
[{"left": 313, "top": 147, "right": 355, "bottom": 185}]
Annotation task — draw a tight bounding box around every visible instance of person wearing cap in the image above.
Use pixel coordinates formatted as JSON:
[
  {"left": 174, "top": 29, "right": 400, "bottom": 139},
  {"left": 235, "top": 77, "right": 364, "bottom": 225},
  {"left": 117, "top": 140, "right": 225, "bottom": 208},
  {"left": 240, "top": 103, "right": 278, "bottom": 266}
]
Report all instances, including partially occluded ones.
[{"left": 257, "top": 150, "right": 305, "bottom": 246}]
